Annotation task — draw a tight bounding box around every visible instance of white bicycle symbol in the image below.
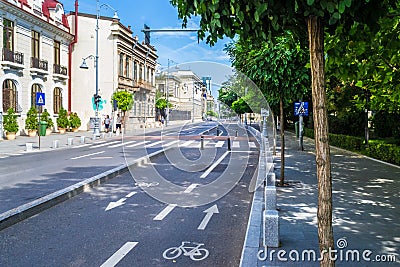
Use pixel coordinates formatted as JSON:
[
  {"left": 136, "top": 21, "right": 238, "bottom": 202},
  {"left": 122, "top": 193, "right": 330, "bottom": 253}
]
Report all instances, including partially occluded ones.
[
  {"left": 135, "top": 182, "right": 159, "bottom": 188},
  {"left": 163, "top": 241, "right": 209, "bottom": 261}
]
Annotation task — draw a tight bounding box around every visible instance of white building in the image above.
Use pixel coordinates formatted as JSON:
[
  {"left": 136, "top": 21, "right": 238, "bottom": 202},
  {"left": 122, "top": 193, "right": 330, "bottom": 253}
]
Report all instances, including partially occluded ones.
[
  {"left": 1, "top": 0, "right": 73, "bottom": 136},
  {"left": 155, "top": 69, "right": 206, "bottom": 122},
  {"left": 67, "top": 11, "right": 158, "bottom": 131}
]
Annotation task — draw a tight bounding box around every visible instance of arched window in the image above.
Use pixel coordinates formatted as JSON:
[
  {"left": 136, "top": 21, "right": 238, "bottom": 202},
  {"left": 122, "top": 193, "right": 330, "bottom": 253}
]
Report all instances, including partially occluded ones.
[
  {"left": 31, "top": 84, "right": 42, "bottom": 113},
  {"left": 2, "top": 79, "right": 17, "bottom": 112},
  {"left": 53, "top": 87, "right": 62, "bottom": 114}
]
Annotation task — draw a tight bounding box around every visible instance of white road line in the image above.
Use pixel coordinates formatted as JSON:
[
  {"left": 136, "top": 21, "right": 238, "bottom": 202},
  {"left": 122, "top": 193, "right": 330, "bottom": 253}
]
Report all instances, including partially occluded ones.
[
  {"left": 71, "top": 151, "right": 105, "bottom": 160},
  {"left": 181, "top": 140, "right": 195, "bottom": 147},
  {"left": 215, "top": 141, "right": 225, "bottom": 148},
  {"left": 198, "top": 141, "right": 210, "bottom": 148},
  {"left": 100, "top": 242, "right": 138, "bottom": 267},
  {"left": 153, "top": 204, "right": 177, "bottom": 221},
  {"left": 249, "top": 142, "right": 256, "bottom": 148},
  {"left": 73, "top": 144, "right": 91, "bottom": 148},
  {"left": 91, "top": 157, "right": 113, "bottom": 160},
  {"left": 90, "top": 141, "right": 120, "bottom": 149},
  {"left": 108, "top": 140, "right": 136, "bottom": 148},
  {"left": 200, "top": 151, "right": 230, "bottom": 179},
  {"left": 183, "top": 184, "right": 199, "bottom": 193},
  {"left": 145, "top": 140, "right": 164, "bottom": 147},
  {"left": 163, "top": 140, "right": 180, "bottom": 147},
  {"left": 232, "top": 141, "right": 240, "bottom": 148},
  {"left": 126, "top": 141, "right": 150, "bottom": 148}
]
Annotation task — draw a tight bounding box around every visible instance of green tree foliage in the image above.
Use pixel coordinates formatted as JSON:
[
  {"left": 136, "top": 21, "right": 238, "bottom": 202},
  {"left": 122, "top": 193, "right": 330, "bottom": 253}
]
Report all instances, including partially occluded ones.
[
  {"left": 170, "top": 1, "right": 395, "bottom": 265},
  {"left": 112, "top": 91, "right": 134, "bottom": 112}
]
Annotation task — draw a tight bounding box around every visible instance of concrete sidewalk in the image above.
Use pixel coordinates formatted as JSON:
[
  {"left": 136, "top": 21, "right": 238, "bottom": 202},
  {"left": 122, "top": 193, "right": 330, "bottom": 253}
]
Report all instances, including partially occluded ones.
[{"left": 243, "top": 131, "right": 400, "bottom": 266}]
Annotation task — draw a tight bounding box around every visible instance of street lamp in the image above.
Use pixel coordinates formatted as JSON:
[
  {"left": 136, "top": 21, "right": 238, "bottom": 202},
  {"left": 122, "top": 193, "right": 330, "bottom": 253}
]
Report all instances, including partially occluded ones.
[{"left": 79, "top": 0, "right": 118, "bottom": 137}]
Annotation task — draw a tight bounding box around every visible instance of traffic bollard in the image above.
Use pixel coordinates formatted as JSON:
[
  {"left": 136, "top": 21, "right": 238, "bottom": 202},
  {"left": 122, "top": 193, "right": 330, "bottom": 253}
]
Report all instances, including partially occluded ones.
[
  {"left": 201, "top": 135, "right": 204, "bottom": 150},
  {"left": 227, "top": 137, "right": 231, "bottom": 151}
]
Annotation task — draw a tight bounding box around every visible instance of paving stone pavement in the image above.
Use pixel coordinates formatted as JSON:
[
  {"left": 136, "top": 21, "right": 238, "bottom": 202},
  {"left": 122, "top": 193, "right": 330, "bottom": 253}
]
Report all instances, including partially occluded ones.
[{"left": 243, "top": 131, "right": 400, "bottom": 267}]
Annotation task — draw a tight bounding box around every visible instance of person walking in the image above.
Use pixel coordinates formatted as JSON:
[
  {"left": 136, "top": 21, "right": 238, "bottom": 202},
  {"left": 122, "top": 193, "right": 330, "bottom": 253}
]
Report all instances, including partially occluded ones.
[
  {"left": 104, "top": 115, "right": 110, "bottom": 133},
  {"left": 115, "top": 114, "right": 122, "bottom": 133}
]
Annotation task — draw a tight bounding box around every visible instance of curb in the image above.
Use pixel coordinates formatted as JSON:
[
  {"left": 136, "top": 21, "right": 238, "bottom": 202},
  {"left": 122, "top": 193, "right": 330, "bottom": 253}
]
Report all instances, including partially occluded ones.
[{"left": 0, "top": 147, "right": 172, "bottom": 231}]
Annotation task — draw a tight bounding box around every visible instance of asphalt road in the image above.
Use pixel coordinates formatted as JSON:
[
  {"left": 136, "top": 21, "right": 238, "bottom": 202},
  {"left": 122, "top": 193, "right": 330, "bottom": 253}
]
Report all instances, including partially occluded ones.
[{"left": 0, "top": 122, "right": 260, "bottom": 267}]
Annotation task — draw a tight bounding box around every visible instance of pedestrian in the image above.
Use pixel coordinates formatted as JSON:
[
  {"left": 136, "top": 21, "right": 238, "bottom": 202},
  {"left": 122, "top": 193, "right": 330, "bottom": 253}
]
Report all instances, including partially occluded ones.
[
  {"left": 104, "top": 115, "right": 110, "bottom": 133},
  {"left": 116, "top": 113, "right": 122, "bottom": 133}
]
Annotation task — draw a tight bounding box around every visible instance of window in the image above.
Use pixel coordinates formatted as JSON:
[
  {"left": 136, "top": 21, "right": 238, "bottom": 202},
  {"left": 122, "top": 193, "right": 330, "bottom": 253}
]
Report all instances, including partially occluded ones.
[
  {"left": 31, "top": 84, "right": 42, "bottom": 113},
  {"left": 139, "top": 64, "right": 143, "bottom": 81},
  {"left": 2, "top": 79, "right": 17, "bottom": 112},
  {"left": 133, "top": 61, "right": 137, "bottom": 80},
  {"left": 3, "top": 19, "right": 14, "bottom": 51},
  {"left": 31, "top": 31, "right": 40, "bottom": 59},
  {"left": 53, "top": 87, "right": 62, "bottom": 114},
  {"left": 125, "top": 56, "right": 130, "bottom": 78},
  {"left": 54, "top": 41, "right": 60, "bottom": 66},
  {"left": 119, "top": 53, "right": 124, "bottom": 76}
]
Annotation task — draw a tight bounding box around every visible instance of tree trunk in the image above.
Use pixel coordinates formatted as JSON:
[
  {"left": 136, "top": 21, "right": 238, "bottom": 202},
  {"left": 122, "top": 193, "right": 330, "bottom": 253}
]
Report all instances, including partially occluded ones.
[
  {"left": 307, "top": 16, "right": 335, "bottom": 267},
  {"left": 279, "top": 96, "right": 285, "bottom": 186}
]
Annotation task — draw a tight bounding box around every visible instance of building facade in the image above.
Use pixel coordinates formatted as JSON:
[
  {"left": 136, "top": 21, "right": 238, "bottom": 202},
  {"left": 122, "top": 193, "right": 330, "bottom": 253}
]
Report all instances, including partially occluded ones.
[
  {"left": 1, "top": 0, "right": 73, "bottom": 137},
  {"left": 67, "top": 11, "right": 158, "bottom": 131},
  {"left": 155, "top": 69, "right": 207, "bottom": 122}
]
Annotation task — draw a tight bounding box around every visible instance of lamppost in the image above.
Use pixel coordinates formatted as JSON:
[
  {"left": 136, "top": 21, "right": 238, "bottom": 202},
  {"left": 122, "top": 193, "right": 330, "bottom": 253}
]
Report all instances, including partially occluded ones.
[{"left": 80, "top": 0, "right": 118, "bottom": 137}]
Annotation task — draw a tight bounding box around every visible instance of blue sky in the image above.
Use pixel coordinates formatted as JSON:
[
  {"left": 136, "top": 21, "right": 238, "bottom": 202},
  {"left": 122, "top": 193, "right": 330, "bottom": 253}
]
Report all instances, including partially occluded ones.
[{"left": 62, "top": 0, "right": 233, "bottom": 70}]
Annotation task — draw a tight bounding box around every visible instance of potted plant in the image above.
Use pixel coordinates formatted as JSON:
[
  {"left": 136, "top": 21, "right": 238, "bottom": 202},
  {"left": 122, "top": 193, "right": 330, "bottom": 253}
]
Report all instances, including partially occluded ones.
[
  {"left": 41, "top": 109, "right": 54, "bottom": 135},
  {"left": 25, "top": 106, "right": 38, "bottom": 137},
  {"left": 3, "top": 108, "right": 19, "bottom": 140},
  {"left": 56, "top": 107, "right": 68, "bottom": 134},
  {"left": 68, "top": 112, "right": 81, "bottom": 132}
]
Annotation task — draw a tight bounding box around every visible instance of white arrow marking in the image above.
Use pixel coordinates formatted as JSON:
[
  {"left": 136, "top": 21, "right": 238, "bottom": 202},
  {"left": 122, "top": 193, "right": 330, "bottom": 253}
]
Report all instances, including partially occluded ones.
[
  {"left": 198, "top": 205, "right": 219, "bottom": 230},
  {"left": 105, "top": 198, "right": 126, "bottom": 211},
  {"left": 183, "top": 183, "right": 199, "bottom": 193},
  {"left": 105, "top": 192, "right": 136, "bottom": 211},
  {"left": 153, "top": 204, "right": 177, "bottom": 221},
  {"left": 100, "top": 242, "right": 138, "bottom": 267}
]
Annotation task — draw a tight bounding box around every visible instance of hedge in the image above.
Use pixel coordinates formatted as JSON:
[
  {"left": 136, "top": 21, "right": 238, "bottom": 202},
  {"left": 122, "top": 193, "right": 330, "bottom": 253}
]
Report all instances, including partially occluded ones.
[
  {"left": 303, "top": 127, "right": 400, "bottom": 165},
  {"left": 366, "top": 142, "right": 400, "bottom": 165}
]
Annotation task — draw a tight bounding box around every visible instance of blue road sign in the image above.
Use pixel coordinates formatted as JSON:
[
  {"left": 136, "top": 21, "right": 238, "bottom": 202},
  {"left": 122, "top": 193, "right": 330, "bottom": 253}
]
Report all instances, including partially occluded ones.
[
  {"left": 36, "top": 92, "right": 45, "bottom": 106},
  {"left": 294, "top": 102, "right": 309, "bottom": 116}
]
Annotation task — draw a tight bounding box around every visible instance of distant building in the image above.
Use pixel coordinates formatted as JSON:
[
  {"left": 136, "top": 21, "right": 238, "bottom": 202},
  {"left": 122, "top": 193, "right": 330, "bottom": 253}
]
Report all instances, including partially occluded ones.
[
  {"left": 155, "top": 69, "right": 207, "bottom": 122},
  {"left": 0, "top": 0, "right": 73, "bottom": 136},
  {"left": 67, "top": 11, "right": 158, "bottom": 131}
]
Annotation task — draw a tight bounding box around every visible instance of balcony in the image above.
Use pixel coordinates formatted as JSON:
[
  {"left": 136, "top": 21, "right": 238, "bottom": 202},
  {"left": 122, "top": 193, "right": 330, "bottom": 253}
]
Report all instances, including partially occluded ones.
[
  {"left": 1, "top": 48, "right": 24, "bottom": 71},
  {"left": 30, "top": 57, "right": 49, "bottom": 76},
  {"left": 53, "top": 63, "right": 68, "bottom": 81}
]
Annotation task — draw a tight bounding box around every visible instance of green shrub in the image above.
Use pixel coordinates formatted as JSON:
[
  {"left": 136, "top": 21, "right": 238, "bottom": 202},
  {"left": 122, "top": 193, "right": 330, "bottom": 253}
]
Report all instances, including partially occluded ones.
[
  {"left": 41, "top": 109, "right": 54, "bottom": 129},
  {"left": 366, "top": 142, "right": 400, "bottom": 165},
  {"left": 25, "top": 107, "right": 38, "bottom": 130},
  {"left": 68, "top": 112, "right": 81, "bottom": 129},
  {"left": 3, "top": 108, "right": 19, "bottom": 133},
  {"left": 56, "top": 107, "right": 69, "bottom": 128}
]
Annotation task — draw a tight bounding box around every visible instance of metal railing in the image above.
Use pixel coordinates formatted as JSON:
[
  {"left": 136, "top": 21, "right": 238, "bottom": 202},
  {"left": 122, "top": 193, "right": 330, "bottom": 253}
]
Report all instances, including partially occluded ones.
[
  {"left": 31, "top": 57, "right": 48, "bottom": 71},
  {"left": 53, "top": 64, "right": 67, "bottom": 75},
  {"left": 2, "top": 48, "right": 24, "bottom": 65}
]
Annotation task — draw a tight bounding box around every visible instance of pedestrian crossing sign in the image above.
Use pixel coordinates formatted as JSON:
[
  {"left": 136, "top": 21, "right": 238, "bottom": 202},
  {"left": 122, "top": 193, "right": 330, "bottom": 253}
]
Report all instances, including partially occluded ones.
[
  {"left": 294, "top": 101, "right": 308, "bottom": 116},
  {"left": 36, "top": 92, "right": 45, "bottom": 106}
]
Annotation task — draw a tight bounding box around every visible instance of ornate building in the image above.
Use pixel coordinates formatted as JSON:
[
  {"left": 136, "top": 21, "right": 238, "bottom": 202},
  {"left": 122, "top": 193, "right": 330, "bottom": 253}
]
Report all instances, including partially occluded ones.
[
  {"left": 0, "top": 0, "right": 73, "bottom": 137},
  {"left": 67, "top": 11, "right": 158, "bottom": 131}
]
